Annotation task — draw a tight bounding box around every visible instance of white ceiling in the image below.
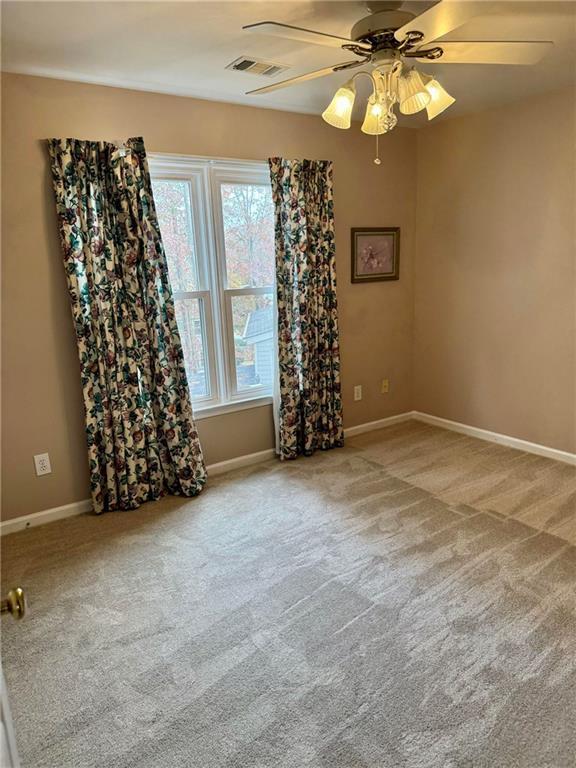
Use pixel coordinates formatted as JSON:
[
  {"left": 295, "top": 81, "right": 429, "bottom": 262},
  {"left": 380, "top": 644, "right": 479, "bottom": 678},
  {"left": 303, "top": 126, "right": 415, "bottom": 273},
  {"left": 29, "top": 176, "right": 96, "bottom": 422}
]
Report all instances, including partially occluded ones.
[{"left": 2, "top": 1, "right": 575, "bottom": 123}]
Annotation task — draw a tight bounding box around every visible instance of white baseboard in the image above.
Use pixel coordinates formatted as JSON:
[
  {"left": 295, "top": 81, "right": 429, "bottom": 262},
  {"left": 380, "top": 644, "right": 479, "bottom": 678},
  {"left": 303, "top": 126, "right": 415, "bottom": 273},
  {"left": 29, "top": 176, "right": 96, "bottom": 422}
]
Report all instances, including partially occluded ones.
[
  {"left": 344, "top": 412, "right": 414, "bottom": 438},
  {"left": 3, "top": 413, "right": 573, "bottom": 535},
  {"left": 0, "top": 499, "right": 93, "bottom": 536},
  {"left": 207, "top": 448, "right": 276, "bottom": 476},
  {"left": 413, "top": 411, "right": 576, "bottom": 466},
  {"left": 0, "top": 449, "right": 278, "bottom": 535}
]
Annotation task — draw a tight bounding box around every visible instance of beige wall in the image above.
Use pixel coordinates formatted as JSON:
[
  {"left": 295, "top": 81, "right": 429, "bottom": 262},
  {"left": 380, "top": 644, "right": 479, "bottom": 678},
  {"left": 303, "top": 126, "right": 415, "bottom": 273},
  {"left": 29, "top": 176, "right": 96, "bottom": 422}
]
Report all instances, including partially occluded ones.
[
  {"left": 414, "top": 89, "right": 576, "bottom": 453},
  {"left": 4, "top": 74, "right": 573, "bottom": 522},
  {"left": 1, "top": 73, "right": 417, "bottom": 520}
]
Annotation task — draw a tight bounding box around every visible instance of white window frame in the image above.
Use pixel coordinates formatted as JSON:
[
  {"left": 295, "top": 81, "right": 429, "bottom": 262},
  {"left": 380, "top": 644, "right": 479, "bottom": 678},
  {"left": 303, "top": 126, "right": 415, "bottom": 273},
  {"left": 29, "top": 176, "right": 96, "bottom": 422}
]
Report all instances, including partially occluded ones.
[{"left": 149, "top": 154, "right": 275, "bottom": 418}]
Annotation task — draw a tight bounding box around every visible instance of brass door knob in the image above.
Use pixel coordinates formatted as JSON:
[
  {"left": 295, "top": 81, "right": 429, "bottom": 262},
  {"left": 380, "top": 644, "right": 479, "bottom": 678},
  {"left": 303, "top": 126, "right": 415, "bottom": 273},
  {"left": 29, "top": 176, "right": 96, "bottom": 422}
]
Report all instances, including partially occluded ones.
[{"left": 1, "top": 587, "right": 26, "bottom": 620}]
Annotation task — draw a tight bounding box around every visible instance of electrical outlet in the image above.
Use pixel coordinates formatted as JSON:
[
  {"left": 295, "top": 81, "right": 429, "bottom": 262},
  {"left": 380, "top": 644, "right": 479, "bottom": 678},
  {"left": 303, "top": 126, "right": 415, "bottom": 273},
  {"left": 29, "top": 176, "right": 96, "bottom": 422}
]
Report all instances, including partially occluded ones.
[
  {"left": 354, "top": 385, "right": 362, "bottom": 402},
  {"left": 34, "top": 453, "right": 52, "bottom": 477},
  {"left": 381, "top": 378, "right": 390, "bottom": 394}
]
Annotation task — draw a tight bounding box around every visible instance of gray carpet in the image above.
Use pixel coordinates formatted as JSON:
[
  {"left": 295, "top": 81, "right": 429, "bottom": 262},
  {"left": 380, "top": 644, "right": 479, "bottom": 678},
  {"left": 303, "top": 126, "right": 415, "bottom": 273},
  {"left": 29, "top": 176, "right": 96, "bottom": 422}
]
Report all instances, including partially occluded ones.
[{"left": 2, "top": 421, "right": 576, "bottom": 767}]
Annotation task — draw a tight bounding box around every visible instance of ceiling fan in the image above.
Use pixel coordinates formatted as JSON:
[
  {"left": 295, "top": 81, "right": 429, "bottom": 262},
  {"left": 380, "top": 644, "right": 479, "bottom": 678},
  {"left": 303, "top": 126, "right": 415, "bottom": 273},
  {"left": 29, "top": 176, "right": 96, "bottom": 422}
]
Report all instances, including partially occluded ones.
[{"left": 242, "top": 0, "right": 553, "bottom": 148}]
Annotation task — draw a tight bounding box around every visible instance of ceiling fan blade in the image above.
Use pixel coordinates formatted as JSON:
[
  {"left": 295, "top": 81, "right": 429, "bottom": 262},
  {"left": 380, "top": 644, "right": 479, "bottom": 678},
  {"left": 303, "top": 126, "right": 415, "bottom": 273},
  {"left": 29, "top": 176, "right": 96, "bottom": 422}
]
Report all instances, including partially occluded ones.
[
  {"left": 394, "top": 1, "right": 495, "bottom": 45},
  {"left": 243, "top": 21, "right": 372, "bottom": 52},
  {"left": 416, "top": 40, "right": 553, "bottom": 65},
  {"left": 246, "top": 61, "right": 364, "bottom": 95}
]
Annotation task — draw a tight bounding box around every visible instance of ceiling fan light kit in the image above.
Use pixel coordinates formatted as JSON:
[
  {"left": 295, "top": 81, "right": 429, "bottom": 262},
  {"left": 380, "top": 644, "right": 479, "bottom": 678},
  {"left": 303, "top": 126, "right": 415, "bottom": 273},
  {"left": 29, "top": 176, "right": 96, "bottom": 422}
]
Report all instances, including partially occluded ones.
[
  {"left": 361, "top": 69, "right": 398, "bottom": 135},
  {"left": 424, "top": 77, "right": 456, "bottom": 120},
  {"left": 322, "top": 80, "right": 357, "bottom": 129},
  {"left": 361, "top": 97, "right": 383, "bottom": 135},
  {"left": 243, "top": 0, "right": 553, "bottom": 162},
  {"left": 397, "top": 67, "right": 432, "bottom": 114}
]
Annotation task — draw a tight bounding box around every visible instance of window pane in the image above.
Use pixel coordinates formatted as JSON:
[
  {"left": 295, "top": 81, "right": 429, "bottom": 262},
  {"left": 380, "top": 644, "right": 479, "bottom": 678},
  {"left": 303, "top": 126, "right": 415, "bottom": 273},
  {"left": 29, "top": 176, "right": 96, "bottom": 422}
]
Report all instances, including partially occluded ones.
[
  {"left": 231, "top": 293, "right": 274, "bottom": 392},
  {"left": 174, "top": 298, "right": 210, "bottom": 399},
  {"left": 221, "top": 183, "right": 275, "bottom": 288},
  {"left": 152, "top": 179, "right": 199, "bottom": 292}
]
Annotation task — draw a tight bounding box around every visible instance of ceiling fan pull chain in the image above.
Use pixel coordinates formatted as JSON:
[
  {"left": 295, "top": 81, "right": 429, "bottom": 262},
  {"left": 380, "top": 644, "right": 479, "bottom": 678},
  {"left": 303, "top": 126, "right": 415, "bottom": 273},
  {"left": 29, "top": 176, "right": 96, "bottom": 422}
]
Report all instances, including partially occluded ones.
[{"left": 374, "top": 134, "right": 381, "bottom": 166}]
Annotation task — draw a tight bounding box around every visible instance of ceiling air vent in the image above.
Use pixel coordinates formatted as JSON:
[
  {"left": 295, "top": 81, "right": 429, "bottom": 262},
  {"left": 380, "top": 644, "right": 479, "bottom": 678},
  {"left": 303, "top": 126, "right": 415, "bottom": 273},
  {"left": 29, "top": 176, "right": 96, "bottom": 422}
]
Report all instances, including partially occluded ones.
[{"left": 226, "top": 56, "right": 288, "bottom": 77}]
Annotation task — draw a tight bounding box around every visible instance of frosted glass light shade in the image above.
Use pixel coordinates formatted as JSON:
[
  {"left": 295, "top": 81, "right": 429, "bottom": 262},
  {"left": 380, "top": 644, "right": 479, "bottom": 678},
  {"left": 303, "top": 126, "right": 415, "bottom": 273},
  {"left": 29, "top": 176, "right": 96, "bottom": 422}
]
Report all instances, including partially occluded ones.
[
  {"left": 398, "top": 70, "right": 431, "bottom": 115},
  {"left": 425, "top": 79, "right": 456, "bottom": 120},
  {"left": 361, "top": 97, "right": 385, "bottom": 135},
  {"left": 322, "top": 81, "right": 356, "bottom": 129}
]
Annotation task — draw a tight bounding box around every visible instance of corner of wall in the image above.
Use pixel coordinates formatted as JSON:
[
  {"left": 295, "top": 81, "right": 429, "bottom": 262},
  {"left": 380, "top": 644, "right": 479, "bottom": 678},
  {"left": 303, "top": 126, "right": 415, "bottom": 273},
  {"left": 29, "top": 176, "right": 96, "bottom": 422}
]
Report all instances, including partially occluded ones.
[{"left": 410, "top": 124, "right": 425, "bottom": 414}]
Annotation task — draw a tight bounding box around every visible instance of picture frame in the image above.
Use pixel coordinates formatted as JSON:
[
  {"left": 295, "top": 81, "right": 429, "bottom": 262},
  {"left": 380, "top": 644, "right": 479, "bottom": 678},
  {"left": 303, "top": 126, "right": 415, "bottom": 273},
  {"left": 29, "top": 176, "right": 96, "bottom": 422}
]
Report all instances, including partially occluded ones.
[{"left": 351, "top": 227, "right": 400, "bottom": 283}]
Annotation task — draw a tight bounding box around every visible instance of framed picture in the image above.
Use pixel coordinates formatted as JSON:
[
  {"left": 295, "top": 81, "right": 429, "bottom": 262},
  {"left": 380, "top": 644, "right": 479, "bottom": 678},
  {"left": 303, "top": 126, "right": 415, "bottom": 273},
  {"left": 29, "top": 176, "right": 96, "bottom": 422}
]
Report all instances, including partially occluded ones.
[{"left": 351, "top": 227, "right": 400, "bottom": 283}]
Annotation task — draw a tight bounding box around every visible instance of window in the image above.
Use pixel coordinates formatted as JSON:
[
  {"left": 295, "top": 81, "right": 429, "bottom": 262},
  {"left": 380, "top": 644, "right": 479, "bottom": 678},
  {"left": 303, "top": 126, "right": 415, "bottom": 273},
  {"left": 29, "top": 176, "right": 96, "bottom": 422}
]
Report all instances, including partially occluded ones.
[{"left": 150, "top": 156, "right": 276, "bottom": 415}]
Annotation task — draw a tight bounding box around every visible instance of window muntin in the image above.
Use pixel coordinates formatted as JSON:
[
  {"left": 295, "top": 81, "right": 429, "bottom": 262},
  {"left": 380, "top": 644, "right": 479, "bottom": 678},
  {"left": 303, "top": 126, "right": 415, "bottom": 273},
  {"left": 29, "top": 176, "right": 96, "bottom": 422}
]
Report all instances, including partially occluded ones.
[{"left": 150, "top": 157, "right": 275, "bottom": 412}]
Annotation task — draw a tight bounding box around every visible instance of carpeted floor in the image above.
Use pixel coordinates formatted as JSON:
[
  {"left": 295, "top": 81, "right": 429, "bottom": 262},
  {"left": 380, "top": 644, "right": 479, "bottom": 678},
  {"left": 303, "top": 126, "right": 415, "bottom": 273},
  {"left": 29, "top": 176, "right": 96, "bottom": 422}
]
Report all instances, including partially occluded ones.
[{"left": 2, "top": 420, "right": 576, "bottom": 768}]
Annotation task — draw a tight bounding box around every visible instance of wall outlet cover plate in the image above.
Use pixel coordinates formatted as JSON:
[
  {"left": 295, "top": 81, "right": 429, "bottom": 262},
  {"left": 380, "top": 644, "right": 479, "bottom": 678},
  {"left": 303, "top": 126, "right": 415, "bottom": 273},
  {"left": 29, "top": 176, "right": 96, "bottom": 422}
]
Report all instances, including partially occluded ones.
[{"left": 34, "top": 453, "right": 52, "bottom": 476}]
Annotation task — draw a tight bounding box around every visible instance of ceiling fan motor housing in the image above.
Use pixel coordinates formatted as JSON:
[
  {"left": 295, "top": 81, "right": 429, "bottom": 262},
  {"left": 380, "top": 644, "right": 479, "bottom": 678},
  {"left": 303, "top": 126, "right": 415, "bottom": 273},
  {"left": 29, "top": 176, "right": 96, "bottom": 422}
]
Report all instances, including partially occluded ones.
[
  {"left": 351, "top": 10, "right": 416, "bottom": 44},
  {"left": 372, "top": 49, "right": 402, "bottom": 67}
]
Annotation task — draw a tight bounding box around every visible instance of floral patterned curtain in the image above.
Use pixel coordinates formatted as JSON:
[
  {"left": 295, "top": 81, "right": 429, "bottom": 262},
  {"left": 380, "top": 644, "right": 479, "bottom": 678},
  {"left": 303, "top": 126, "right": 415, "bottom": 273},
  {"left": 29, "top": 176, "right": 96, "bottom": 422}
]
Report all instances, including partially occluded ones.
[
  {"left": 268, "top": 158, "right": 344, "bottom": 460},
  {"left": 48, "top": 137, "right": 206, "bottom": 513}
]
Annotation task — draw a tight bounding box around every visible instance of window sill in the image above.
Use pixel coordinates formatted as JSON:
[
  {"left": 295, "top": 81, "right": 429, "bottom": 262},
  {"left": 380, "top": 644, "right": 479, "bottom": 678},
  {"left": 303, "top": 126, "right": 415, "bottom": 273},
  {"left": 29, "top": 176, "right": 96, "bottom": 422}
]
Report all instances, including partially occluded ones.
[{"left": 193, "top": 396, "right": 273, "bottom": 421}]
